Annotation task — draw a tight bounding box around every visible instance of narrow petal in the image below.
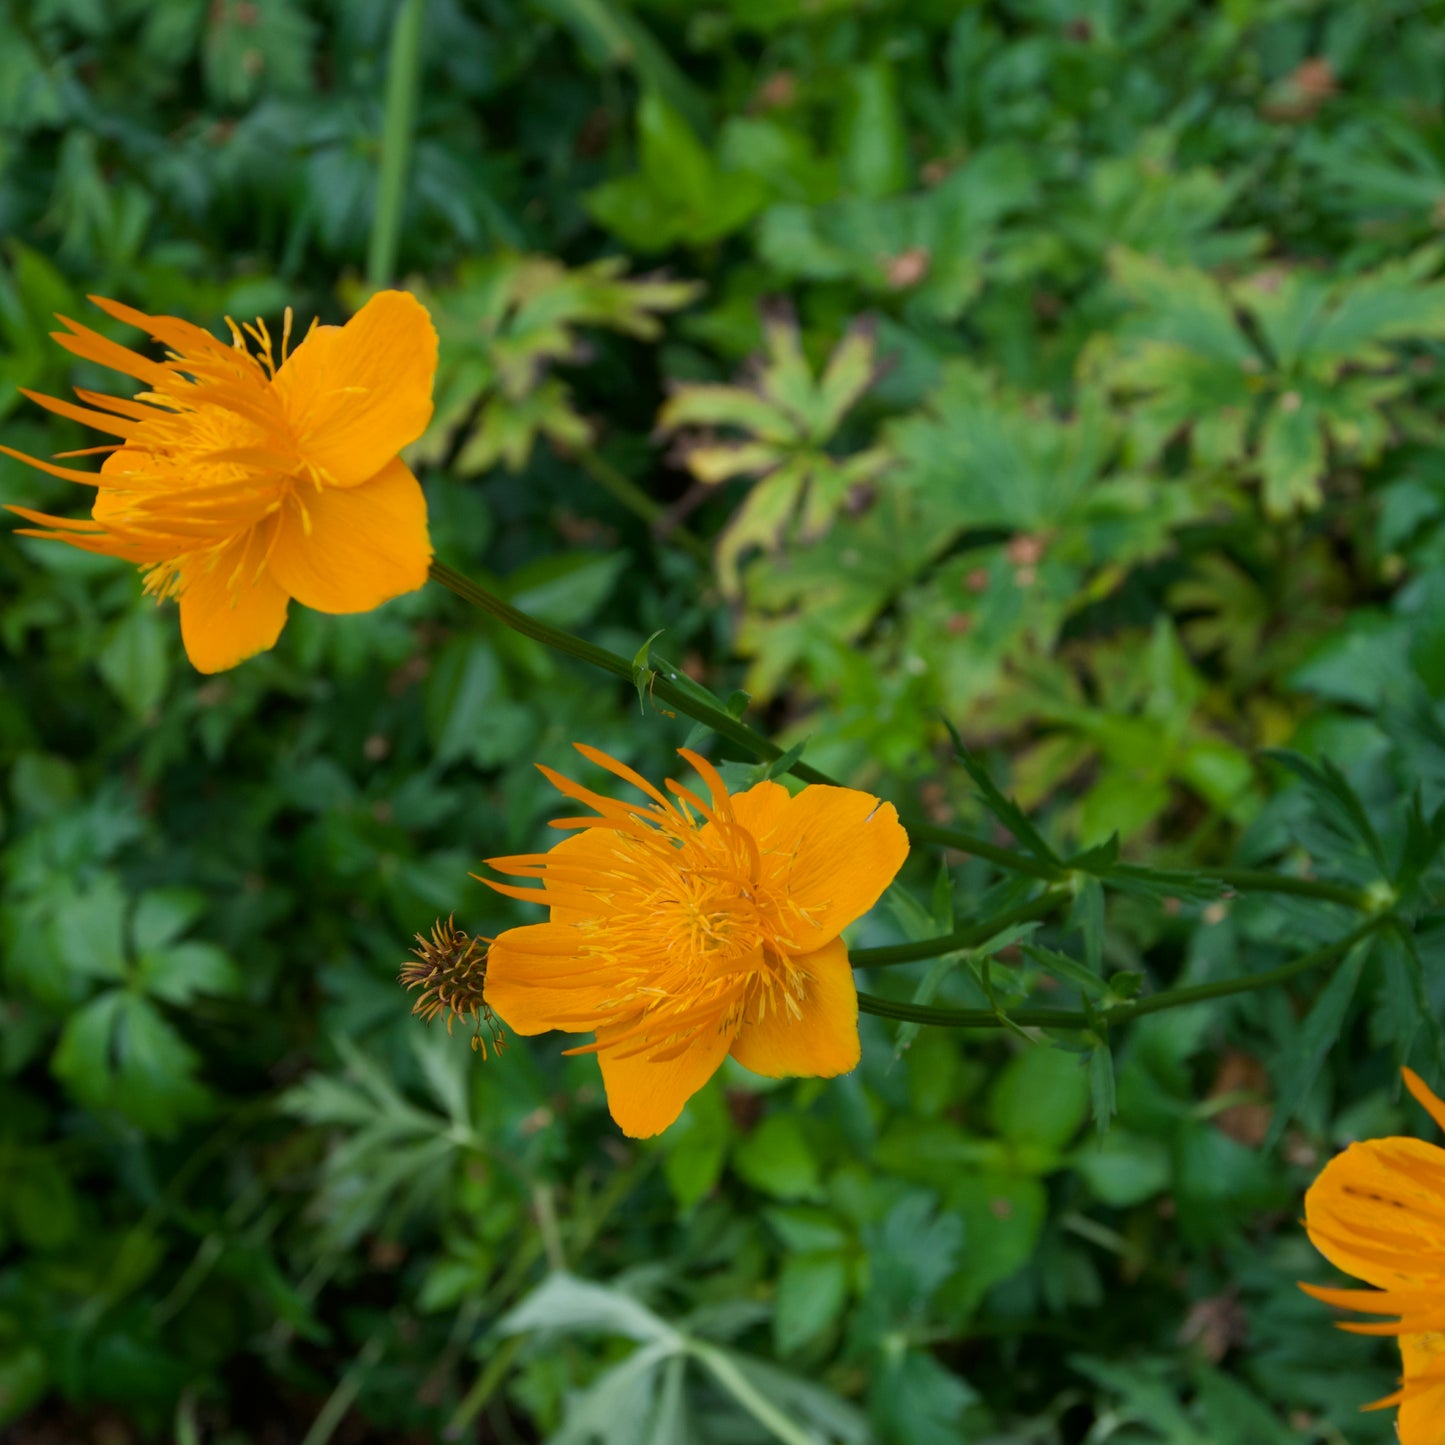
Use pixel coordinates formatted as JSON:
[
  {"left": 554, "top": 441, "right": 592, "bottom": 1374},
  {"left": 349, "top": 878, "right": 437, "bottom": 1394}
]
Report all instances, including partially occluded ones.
[
  {"left": 482, "top": 923, "right": 619, "bottom": 1037},
  {"left": 51, "top": 316, "right": 172, "bottom": 386},
  {"left": 177, "top": 533, "right": 289, "bottom": 674},
  {"left": 1404, "top": 1068, "right": 1445, "bottom": 1136},
  {"left": 729, "top": 937, "right": 861, "bottom": 1080},
  {"left": 18, "top": 389, "right": 137, "bottom": 438},
  {"left": 597, "top": 1019, "right": 738, "bottom": 1138},
  {"left": 729, "top": 782, "right": 910, "bottom": 951},
  {"left": 272, "top": 290, "right": 437, "bottom": 487},
  {"left": 267, "top": 456, "right": 431, "bottom": 614}
]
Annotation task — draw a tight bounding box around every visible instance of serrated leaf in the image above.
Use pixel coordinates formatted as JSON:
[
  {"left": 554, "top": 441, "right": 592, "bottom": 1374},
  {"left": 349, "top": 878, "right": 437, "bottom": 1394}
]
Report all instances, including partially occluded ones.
[
  {"left": 943, "top": 721, "right": 1061, "bottom": 867},
  {"left": 1265, "top": 939, "right": 1371, "bottom": 1150}
]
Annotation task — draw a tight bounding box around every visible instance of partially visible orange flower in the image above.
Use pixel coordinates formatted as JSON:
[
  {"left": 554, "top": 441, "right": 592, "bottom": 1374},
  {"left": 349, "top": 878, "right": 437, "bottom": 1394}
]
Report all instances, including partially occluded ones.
[
  {"left": 1302, "top": 1067, "right": 1445, "bottom": 1442},
  {"left": 2, "top": 291, "right": 437, "bottom": 673},
  {"left": 479, "top": 744, "right": 910, "bottom": 1138}
]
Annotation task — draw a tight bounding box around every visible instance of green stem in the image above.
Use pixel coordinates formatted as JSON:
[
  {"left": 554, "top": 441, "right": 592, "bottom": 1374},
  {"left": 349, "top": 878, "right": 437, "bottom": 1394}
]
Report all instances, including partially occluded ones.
[
  {"left": 850, "top": 891, "right": 1068, "bottom": 968},
  {"left": 1211, "top": 866, "right": 1368, "bottom": 910},
  {"left": 367, "top": 0, "right": 426, "bottom": 289},
  {"left": 856, "top": 912, "right": 1388, "bottom": 1031},
  {"left": 429, "top": 560, "right": 1034, "bottom": 868},
  {"left": 572, "top": 443, "right": 713, "bottom": 567},
  {"left": 428, "top": 561, "right": 1378, "bottom": 914}
]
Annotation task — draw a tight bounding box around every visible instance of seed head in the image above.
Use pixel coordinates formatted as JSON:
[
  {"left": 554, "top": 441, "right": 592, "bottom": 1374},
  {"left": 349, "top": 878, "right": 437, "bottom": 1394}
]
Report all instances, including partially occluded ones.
[{"left": 400, "top": 915, "right": 505, "bottom": 1059}]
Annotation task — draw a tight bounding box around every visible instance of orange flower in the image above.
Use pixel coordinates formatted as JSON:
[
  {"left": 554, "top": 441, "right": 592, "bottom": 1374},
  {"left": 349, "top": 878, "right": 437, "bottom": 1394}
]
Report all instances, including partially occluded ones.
[
  {"left": 1302, "top": 1067, "right": 1445, "bottom": 1443},
  {"left": 479, "top": 744, "right": 910, "bottom": 1137},
  {"left": 3, "top": 291, "right": 437, "bottom": 673}
]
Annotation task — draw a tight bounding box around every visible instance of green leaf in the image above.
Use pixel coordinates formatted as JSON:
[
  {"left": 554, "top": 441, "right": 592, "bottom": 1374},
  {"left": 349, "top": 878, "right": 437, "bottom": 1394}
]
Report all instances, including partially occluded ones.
[
  {"left": 773, "top": 1251, "right": 849, "bottom": 1354},
  {"left": 661, "top": 1083, "right": 730, "bottom": 1210},
  {"left": 1257, "top": 394, "right": 1325, "bottom": 515},
  {"left": 52, "top": 991, "right": 211, "bottom": 1136},
  {"left": 130, "top": 888, "right": 206, "bottom": 954},
  {"left": 989, "top": 1046, "right": 1091, "bottom": 1156},
  {"left": 869, "top": 1348, "right": 977, "bottom": 1445},
  {"left": 732, "top": 1115, "right": 822, "bottom": 1201},
  {"left": 586, "top": 93, "right": 767, "bottom": 250},
  {"left": 508, "top": 551, "right": 628, "bottom": 627},
  {"left": 426, "top": 637, "right": 502, "bottom": 767},
  {"left": 137, "top": 941, "right": 242, "bottom": 1005},
  {"left": 1263, "top": 749, "right": 1389, "bottom": 873},
  {"left": 96, "top": 605, "right": 170, "bottom": 719},
  {"left": 943, "top": 722, "right": 1061, "bottom": 867},
  {"left": 1266, "top": 938, "right": 1371, "bottom": 1151},
  {"left": 51, "top": 873, "right": 129, "bottom": 985},
  {"left": 838, "top": 61, "right": 908, "bottom": 201},
  {"left": 1074, "top": 1130, "right": 1170, "bottom": 1207}
]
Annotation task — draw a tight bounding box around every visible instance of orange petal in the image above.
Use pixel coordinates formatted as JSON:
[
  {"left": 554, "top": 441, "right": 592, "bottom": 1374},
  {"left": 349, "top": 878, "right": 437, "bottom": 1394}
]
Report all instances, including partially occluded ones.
[
  {"left": 597, "top": 1018, "right": 737, "bottom": 1138},
  {"left": 729, "top": 781, "right": 910, "bottom": 951},
  {"left": 482, "top": 923, "right": 621, "bottom": 1037},
  {"left": 1404, "top": 1067, "right": 1445, "bottom": 1136},
  {"left": 51, "top": 315, "right": 172, "bottom": 386},
  {"left": 729, "top": 936, "right": 860, "bottom": 1080},
  {"left": 1399, "top": 1334, "right": 1445, "bottom": 1444},
  {"left": 18, "top": 388, "right": 137, "bottom": 438},
  {"left": 272, "top": 290, "right": 437, "bottom": 487},
  {"left": 1305, "top": 1137, "right": 1445, "bottom": 1291},
  {"left": 267, "top": 456, "right": 431, "bottom": 614},
  {"left": 177, "top": 532, "right": 290, "bottom": 674}
]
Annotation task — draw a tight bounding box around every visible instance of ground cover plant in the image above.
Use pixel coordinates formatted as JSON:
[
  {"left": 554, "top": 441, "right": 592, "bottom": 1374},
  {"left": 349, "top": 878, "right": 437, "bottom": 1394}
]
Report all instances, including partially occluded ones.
[{"left": 2, "top": 1, "right": 1445, "bottom": 1441}]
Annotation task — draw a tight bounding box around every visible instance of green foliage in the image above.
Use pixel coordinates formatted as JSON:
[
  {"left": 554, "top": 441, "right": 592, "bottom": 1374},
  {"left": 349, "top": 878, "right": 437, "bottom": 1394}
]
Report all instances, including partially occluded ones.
[
  {"left": 4, "top": 0, "right": 1445, "bottom": 1441},
  {"left": 657, "top": 307, "right": 892, "bottom": 592}
]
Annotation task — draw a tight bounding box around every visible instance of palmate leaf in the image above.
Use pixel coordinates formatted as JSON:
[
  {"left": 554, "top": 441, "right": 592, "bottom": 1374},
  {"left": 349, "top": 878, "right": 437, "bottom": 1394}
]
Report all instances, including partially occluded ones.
[
  {"left": 585, "top": 92, "right": 768, "bottom": 252},
  {"left": 409, "top": 251, "right": 699, "bottom": 473},
  {"left": 1103, "top": 244, "right": 1445, "bottom": 516},
  {"left": 657, "top": 308, "right": 893, "bottom": 593},
  {"left": 756, "top": 146, "right": 1036, "bottom": 323},
  {"left": 1262, "top": 749, "right": 1389, "bottom": 875}
]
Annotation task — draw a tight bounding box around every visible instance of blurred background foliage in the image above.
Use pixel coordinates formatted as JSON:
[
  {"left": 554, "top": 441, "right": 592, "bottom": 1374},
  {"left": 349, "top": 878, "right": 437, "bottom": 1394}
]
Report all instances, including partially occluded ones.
[{"left": 2, "top": 0, "right": 1445, "bottom": 1440}]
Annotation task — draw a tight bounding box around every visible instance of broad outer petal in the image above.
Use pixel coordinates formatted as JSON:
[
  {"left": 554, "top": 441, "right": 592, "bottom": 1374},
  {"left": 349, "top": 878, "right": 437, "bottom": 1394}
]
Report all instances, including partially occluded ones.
[
  {"left": 177, "top": 532, "right": 289, "bottom": 673},
  {"left": 273, "top": 290, "right": 437, "bottom": 488},
  {"left": 730, "top": 780, "right": 910, "bottom": 952},
  {"left": 1304, "top": 1137, "right": 1445, "bottom": 1291},
  {"left": 728, "top": 936, "right": 860, "bottom": 1080},
  {"left": 482, "top": 922, "right": 619, "bottom": 1037},
  {"left": 269, "top": 456, "right": 431, "bottom": 614},
  {"left": 1398, "top": 1334, "right": 1445, "bottom": 1445},
  {"left": 597, "top": 1020, "right": 738, "bottom": 1138}
]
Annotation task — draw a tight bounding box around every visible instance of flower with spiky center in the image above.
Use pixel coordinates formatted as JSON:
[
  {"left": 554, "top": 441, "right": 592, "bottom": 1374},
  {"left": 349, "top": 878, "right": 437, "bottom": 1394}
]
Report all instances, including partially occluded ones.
[
  {"left": 2, "top": 291, "right": 437, "bottom": 673},
  {"left": 400, "top": 915, "right": 505, "bottom": 1059},
  {"left": 1302, "top": 1067, "right": 1445, "bottom": 1442},
  {"left": 478, "top": 744, "right": 910, "bottom": 1137}
]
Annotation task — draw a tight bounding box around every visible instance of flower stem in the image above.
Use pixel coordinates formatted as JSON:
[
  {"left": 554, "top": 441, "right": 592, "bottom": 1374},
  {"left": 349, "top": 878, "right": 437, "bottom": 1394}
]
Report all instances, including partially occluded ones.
[
  {"left": 427, "top": 560, "right": 1378, "bottom": 913},
  {"left": 571, "top": 443, "right": 714, "bottom": 567},
  {"left": 850, "top": 890, "right": 1069, "bottom": 968},
  {"left": 856, "top": 912, "right": 1388, "bottom": 1031}
]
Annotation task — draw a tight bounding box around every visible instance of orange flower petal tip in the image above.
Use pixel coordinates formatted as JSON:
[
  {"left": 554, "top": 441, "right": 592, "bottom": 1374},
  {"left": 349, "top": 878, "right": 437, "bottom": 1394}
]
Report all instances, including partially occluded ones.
[
  {"left": 3, "top": 291, "right": 438, "bottom": 673},
  {"left": 479, "top": 746, "right": 910, "bottom": 1137}
]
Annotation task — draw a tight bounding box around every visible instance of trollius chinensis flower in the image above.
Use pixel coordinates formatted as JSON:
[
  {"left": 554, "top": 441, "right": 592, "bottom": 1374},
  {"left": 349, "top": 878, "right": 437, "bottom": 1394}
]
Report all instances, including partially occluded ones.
[
  {"left": 2, "top": 291, "right": 437, "bottom": 673},
  {"left": 478, "top": 744, "right": 910, "bottom": 1137}
]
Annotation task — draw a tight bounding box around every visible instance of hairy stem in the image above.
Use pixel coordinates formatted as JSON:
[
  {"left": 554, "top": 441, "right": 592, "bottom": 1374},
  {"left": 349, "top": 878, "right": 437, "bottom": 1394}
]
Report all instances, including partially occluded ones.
[{"left": 856, "top": 913, "right": 1388, "bottom": 1031}]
